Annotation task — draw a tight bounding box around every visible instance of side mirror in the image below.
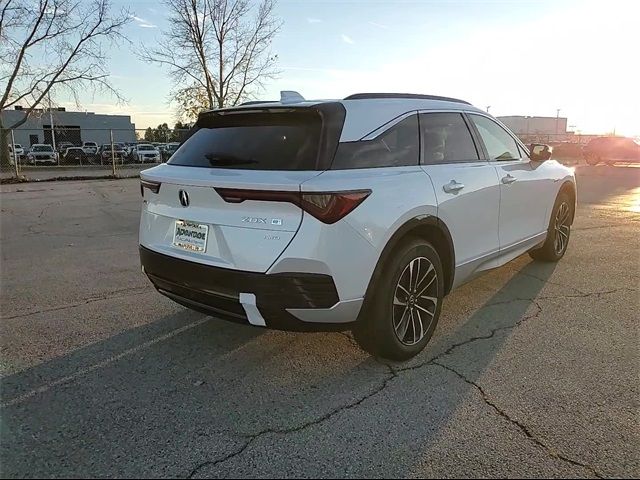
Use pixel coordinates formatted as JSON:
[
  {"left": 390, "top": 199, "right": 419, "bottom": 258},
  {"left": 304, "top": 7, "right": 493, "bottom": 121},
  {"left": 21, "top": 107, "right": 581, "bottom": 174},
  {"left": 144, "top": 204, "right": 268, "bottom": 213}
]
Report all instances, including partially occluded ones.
[{"left": 529, "top": 143, "right": 552, "bottom": 162}]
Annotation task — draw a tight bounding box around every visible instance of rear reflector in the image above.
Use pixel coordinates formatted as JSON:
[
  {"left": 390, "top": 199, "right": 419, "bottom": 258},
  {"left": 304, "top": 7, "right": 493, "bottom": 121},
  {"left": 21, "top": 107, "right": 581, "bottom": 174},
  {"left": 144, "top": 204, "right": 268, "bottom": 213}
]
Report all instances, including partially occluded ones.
[
  {"left": 215, "top": 188, "right": 371, "bottom": 224},
  {"left": 140, "top": 180, "right": 161, "bottom": 196}
]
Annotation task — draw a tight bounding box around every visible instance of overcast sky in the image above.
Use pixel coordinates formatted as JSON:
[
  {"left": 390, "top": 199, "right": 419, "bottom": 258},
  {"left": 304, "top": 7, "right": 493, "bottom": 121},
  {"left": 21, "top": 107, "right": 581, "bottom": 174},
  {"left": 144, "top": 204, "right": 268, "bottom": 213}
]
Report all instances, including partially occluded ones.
[{"left": 62, "top": 0, "right": 640, "bottom": 135}]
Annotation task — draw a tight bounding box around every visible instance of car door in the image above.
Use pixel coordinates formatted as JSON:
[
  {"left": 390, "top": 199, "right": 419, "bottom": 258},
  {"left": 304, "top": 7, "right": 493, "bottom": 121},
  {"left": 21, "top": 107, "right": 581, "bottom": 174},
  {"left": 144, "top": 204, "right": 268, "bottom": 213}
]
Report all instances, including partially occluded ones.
[
  {"left": 468, "top": 113, "right": 550, "bottom": 251},
  {"left": 419, "top": 112, "right": 501, "bottom": 285}
]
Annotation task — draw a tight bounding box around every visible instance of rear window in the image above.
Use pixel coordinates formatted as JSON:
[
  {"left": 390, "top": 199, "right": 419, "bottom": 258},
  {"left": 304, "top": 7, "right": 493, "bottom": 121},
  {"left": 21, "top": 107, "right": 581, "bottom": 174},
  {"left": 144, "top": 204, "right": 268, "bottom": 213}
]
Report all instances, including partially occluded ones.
[{"left": 168, "top": 111, "right": 322, "bottom": 170}]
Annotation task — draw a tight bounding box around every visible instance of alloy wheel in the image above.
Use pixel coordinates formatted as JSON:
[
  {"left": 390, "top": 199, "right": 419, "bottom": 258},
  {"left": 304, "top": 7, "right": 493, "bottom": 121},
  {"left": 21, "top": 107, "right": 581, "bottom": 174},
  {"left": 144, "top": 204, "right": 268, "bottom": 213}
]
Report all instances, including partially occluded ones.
[
  {"left": 392, "top": 257, "right": 439, "bottom": 346},
  {"left": 554, "top": 202, "right": 570, "bottom": 255}
]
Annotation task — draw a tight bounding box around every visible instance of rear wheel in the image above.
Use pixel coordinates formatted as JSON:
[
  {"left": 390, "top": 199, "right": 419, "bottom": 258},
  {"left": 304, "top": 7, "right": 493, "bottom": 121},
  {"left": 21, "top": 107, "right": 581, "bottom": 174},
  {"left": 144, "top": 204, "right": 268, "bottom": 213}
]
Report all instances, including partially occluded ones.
[
  {"left": 354, "top": 238, "right": 444, "bottom": 360},
  {"left": 529, "top": 192, "right": 572, "bottom": 262}
]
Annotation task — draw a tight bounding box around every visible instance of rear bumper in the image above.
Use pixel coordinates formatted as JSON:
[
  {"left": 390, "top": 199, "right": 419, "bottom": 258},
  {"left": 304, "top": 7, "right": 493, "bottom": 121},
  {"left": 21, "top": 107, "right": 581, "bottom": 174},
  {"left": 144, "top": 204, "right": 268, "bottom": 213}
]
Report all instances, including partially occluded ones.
[{"left": 140, "top": 246, "right": 357, "bottom": 331}]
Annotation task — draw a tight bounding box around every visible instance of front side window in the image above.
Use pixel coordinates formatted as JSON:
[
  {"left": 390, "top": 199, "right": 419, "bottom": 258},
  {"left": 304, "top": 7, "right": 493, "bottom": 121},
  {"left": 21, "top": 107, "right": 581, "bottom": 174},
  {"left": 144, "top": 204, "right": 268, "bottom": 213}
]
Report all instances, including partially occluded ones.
[
  {"left": 419, "top": 113, "right": 479, "bottom": 164},
  {"left": 470, "top": 114, "right": 521, "bottom": 161},
  {"left": 331, "top": 115, "right": 419, "bottom": 169}
]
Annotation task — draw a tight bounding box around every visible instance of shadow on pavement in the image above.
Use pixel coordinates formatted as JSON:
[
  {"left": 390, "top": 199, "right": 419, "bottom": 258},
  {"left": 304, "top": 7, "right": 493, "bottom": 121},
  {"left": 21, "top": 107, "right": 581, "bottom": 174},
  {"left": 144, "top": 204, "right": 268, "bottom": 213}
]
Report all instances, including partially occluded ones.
[{"left": 0, "top": 260, "right": 557, "bottom": 478}]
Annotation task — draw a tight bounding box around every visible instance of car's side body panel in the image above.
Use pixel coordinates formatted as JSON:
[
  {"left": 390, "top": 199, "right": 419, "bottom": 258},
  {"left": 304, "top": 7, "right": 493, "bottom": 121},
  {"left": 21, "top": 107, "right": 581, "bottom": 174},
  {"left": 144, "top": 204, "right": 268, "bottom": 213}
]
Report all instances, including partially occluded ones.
[{"left": 421, "top": 162, "right": 501, "bottom": 287}]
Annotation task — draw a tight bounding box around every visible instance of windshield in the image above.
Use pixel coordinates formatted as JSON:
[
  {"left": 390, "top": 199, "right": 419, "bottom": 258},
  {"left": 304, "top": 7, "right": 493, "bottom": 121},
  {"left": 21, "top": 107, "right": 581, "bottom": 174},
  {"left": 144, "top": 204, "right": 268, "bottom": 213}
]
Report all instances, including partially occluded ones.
[
  {"left": 168, "top": 111, "right": 322, "bottom": 170},
  {"left": 138, "top": 145, "right": 154, "bottom": 151},
  {"left": 33, "top": 145, "right": 53, "bottom": 152}
]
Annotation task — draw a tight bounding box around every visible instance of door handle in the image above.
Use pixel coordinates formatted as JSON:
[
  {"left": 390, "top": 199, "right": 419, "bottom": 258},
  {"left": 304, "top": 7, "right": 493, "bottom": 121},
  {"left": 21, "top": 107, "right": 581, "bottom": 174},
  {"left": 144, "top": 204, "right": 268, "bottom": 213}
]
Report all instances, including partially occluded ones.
[
  {"left": 501, "top": 174, "right": 517, "bottom": 184},
  {"left": 443, "top": 180, "right": 465, "bottom": 193}
]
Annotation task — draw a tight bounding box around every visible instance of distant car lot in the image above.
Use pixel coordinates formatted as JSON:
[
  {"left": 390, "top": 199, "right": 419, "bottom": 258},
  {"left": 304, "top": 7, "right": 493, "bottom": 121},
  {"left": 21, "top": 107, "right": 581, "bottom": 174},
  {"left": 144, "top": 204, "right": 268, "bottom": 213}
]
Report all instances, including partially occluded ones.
[
  {"left": 5, "top": 140, "right": 179, "bottom": 168},
  {"left": 0, "top": 166, "right": 638, "bottom": 478}
]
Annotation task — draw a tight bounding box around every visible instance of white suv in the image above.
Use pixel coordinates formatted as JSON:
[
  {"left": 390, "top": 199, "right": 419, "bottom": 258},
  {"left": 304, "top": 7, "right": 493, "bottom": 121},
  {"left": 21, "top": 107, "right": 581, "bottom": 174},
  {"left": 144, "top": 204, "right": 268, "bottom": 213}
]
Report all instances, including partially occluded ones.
[
  {"left": 139, "top": 92, "right": 576, "bottom": 360},
  {"left": 134, "top": 144, "right": 161, "bottom": 163},
  {"left": 27, "top": 144, "right": 58, "bottom": 165}
]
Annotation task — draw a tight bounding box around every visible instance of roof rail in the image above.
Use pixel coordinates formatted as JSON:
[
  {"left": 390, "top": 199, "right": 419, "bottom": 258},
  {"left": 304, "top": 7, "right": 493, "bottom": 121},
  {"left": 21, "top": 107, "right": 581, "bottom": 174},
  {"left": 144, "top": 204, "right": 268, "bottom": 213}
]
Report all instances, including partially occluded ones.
[{"left": 344, "top": 93, "right": 471, "bottom": 105}]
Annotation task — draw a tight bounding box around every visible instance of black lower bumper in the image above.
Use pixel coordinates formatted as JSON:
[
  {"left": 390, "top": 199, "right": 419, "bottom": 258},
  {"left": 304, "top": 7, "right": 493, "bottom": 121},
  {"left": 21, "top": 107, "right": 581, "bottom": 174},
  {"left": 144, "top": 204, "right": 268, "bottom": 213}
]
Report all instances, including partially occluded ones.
[{"left": 139, "top": 246, "right": 347, "bottom": 331}]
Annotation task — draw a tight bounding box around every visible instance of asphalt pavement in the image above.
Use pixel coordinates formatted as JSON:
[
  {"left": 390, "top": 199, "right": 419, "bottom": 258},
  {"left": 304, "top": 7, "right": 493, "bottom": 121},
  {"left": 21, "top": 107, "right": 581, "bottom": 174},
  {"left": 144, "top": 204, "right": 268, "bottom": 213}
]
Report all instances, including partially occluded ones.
[{"left": 0, "top": 165, "right": 638, "bottom": 478}]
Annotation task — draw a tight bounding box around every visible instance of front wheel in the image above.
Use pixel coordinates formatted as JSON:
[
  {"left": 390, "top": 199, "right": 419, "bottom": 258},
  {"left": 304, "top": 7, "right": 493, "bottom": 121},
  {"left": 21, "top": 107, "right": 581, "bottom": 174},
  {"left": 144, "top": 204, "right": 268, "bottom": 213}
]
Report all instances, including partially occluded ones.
[
  {"left": 354, "top": 238, "right": 444, "bottom": 360},
  {"left": 529, "top": 192, "right": 573, "bottom": 262}
]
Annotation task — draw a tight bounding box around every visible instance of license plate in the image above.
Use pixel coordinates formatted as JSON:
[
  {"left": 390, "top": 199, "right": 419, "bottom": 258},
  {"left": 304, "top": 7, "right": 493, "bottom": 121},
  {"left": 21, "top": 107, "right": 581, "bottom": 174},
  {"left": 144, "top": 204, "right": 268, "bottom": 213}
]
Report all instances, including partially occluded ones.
[{"left": 173, "top": 220, "right": 208, "bottom": 252}]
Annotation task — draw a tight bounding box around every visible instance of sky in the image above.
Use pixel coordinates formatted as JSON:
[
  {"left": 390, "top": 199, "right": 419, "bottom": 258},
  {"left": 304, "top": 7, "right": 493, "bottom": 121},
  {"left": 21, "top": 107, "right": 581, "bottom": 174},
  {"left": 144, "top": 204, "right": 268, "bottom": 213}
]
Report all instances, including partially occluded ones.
[{"left": 63, "top": 0, "right": 640, "bottom": 135}]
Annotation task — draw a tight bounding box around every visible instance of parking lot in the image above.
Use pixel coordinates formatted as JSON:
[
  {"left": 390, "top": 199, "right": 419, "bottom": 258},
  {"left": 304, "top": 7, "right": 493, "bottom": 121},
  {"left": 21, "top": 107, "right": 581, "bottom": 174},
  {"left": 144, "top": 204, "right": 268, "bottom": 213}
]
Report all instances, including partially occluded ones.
[{"left": 0, "top": 166, "right": 638, "bottom": 478}]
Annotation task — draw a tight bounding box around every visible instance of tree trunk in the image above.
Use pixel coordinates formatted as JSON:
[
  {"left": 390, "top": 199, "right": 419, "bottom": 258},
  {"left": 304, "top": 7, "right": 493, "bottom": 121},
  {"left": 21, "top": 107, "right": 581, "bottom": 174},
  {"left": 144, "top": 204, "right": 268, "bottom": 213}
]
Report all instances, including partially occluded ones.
[{"left": 0, "top": 116, "right": 11, "bottom": 169}]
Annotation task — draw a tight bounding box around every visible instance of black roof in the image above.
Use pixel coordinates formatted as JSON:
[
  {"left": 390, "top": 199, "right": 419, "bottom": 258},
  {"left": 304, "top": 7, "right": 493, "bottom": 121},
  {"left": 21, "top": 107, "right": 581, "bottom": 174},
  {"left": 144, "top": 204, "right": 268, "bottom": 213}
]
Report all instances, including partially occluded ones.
[{"left": 344, "top": 93, "right": 471, "bottom": 105}]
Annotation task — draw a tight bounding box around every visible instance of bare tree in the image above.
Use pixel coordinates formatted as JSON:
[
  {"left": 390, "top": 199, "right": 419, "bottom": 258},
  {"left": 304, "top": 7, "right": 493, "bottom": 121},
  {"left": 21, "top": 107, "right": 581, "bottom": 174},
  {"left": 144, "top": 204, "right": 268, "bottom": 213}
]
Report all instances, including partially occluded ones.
[
  {"left": 140, "top": 0, "right": 281, "bottom": 121},
  {"left": 0, "top": 0, "right": 131, "bottom": 165}
]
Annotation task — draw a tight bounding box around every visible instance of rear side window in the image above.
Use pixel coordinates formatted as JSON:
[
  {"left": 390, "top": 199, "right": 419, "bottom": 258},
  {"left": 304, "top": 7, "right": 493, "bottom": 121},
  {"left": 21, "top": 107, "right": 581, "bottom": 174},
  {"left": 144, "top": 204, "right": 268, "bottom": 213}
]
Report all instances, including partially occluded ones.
[
  {"left": 470, "top": 114, "right": 521, "bottom": 161},
  {"left": 168, "top": 111, "right": 321, "bottom": 170},
  {"left": 331, "top": 115, "right": 419, "bottom": 169},
  {"left": 419, "top": 113, "right": 479, "bottom": 164}
]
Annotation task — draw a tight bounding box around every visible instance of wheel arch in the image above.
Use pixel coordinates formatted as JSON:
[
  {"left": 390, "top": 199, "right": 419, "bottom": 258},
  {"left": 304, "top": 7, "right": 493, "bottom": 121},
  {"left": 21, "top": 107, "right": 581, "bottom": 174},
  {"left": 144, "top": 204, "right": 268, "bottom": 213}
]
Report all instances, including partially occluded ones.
[
  {"left": 364, "top": 215, "right": 456, "bottom": 307},
  {"left": 558, "top": 180, "right": 577, "bottom": 224}
]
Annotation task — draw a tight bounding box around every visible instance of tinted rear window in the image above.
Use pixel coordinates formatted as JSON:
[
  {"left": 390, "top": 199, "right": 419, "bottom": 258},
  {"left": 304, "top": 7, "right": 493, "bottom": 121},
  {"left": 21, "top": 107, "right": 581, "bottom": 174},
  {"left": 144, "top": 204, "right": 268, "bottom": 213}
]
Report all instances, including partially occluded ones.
[{"left": 168, "top": 111, "right": 322, "bottom": 170}]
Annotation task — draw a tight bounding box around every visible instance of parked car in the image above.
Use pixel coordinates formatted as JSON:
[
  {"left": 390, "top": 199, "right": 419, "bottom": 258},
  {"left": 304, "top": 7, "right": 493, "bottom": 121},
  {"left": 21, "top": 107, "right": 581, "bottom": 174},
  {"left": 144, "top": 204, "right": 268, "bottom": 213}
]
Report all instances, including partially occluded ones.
[
  {"left": 26, "top": 144, "right": 58, "bottom": 165},
  {"left": 583, "top": 136, "right": 640, "bottom": 165},
  {"left": 56, "top": 141, "right": 74, "bottom": 153},
  {"left": 82, "top": 142, "right": 99, "bottom": 155},
  {"left": 8, "top": 144, "right": 24, "bottom": 164},
  {"left": 62, "top": 147, "right": 86, "bottom": 164},
  {"left": 139, "top": 91, "right": 576, "bottom": 360},
  {"left": 99, "top": 144, "right": 127, "bottom": 163},
  {"left": 133, "top": 144, "right": 161, "bottom": 163},
  {"left": 123, "top": 143, "right": 137, "bottom": 158},
  {"left": 162, "top": 142, "right": 180, "bottom": 162}
]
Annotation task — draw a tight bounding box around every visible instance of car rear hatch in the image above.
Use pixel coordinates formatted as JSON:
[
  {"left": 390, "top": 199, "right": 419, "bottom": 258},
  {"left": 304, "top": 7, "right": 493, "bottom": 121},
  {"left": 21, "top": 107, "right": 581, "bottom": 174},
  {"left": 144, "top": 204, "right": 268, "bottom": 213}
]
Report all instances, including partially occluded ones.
[{"left": 140, "top": 104, "right": 345, "bottom": 273}]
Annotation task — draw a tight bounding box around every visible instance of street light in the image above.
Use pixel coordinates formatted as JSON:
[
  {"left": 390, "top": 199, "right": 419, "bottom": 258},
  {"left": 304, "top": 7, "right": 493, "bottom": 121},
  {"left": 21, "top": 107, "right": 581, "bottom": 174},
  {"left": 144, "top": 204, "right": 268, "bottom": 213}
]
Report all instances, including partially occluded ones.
[
  {"left": 486, "top": 106, "right": 491, "bottom": 113},
  {"left": 555, "top": 108, "right": 561, "bottom": 136}
]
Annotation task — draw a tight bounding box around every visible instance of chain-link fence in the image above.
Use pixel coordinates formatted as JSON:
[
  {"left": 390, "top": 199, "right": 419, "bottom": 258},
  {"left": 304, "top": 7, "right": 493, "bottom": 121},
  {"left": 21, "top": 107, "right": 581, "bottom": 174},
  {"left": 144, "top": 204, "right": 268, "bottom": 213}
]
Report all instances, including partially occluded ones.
[{"left": 1, "top": 127, "right": 191, "bottom": 182}]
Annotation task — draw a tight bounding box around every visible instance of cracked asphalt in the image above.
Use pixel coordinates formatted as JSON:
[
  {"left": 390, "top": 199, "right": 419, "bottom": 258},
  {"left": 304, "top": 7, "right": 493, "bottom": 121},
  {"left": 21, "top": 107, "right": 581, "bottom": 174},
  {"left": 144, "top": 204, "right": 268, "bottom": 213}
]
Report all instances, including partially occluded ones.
[{"left": 1, "top": 165, "right": 639, "bottom": 478}]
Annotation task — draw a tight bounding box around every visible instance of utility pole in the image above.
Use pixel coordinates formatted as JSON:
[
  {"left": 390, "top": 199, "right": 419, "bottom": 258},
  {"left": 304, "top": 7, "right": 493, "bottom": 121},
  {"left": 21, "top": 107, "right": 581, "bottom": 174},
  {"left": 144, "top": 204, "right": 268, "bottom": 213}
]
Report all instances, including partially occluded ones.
[{"left": 555, "top": 108, "right": 561, "bottom": 136}]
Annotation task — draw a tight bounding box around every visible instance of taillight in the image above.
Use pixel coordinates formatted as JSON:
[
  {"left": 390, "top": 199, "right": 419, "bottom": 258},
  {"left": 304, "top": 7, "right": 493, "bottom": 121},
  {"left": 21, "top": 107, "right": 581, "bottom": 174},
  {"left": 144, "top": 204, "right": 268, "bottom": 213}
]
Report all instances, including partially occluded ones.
[
  {"left": 140, "top": 180, "right": 161, "bottom": 196},
  {"left": 215, "top": 188, "right": 371, "bottom": 224}
]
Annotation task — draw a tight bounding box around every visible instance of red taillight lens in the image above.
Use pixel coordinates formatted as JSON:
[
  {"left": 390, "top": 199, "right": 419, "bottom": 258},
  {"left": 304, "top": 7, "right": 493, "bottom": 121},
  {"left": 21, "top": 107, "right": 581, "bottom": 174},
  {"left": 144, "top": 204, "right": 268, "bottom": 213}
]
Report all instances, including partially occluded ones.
[
  {"left": 299, "top": 191, "right": 371, "bottom": 224},
  {"left": 140, "top": 180, "right": 161, "bottom": 196},
  {"left": 215, "top": 188, "right": 371, "bottom": 224}
]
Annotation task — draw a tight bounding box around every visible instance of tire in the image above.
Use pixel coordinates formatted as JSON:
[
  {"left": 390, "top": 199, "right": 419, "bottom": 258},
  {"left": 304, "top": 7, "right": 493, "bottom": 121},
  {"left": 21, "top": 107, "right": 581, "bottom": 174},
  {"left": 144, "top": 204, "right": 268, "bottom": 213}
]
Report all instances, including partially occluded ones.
[
  {"left": 354, "top": 238, "right": 444, "bottom": 360},
  {"left": 529, "top": 192, "right": 573, "bottom": 262}
]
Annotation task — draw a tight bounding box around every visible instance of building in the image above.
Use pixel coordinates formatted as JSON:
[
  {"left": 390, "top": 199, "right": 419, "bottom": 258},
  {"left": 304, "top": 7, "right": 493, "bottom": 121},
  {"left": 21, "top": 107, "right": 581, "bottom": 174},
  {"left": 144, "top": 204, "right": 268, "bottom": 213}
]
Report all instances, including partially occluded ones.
[
  {"left": 1, "top": 107, "right": 136, "bottom": 148},
  {"left": 497, "top": 115, "right": 568, "bottom": 136}
]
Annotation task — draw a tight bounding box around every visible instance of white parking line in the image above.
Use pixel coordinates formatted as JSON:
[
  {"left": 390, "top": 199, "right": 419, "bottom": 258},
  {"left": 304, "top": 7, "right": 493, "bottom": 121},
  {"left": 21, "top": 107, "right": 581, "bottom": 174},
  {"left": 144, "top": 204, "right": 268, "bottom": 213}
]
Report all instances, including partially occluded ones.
[{"left": 1, "top": 317, "right": 209, "bottom": 408}]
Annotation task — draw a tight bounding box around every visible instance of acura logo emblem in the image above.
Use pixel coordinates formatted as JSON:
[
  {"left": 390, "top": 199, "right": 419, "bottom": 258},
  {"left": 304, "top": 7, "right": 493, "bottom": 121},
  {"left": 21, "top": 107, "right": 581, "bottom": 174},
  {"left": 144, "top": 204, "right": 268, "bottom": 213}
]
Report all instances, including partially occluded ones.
[{"left": 178, "top": 190, "right": 189, "bottom": 207}]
